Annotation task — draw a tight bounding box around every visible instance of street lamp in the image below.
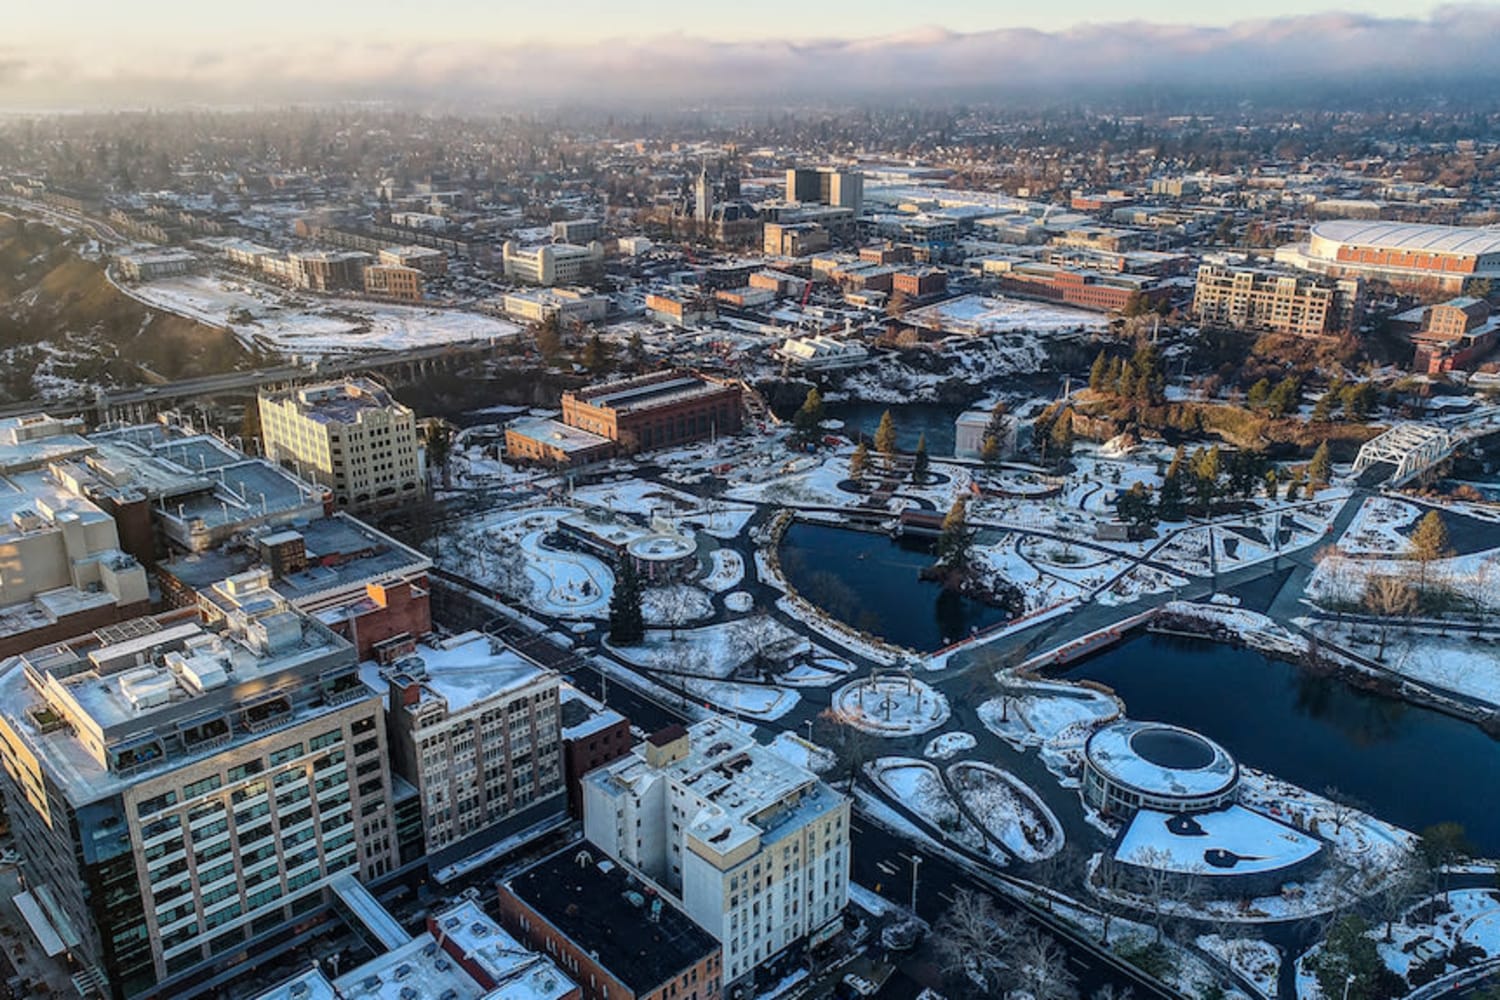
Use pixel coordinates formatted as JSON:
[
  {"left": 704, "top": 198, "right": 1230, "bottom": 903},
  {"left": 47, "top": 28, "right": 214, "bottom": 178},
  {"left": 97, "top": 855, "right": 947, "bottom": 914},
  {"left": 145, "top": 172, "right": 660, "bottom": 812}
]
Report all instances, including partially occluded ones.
[
  {"left": 1341, "top": 973, "right": 1356, "bottom": 1000},
  {"left": 804, "top": 719, "right": 814, "bottom": 742}
]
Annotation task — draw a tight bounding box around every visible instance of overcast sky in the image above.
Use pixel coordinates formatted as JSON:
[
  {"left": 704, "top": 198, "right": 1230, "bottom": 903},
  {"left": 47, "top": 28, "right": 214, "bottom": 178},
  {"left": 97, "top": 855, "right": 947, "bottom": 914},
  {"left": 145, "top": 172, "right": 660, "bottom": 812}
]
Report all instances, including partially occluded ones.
[
  {"left": 10, "top": 0, "right": 1456, "bottom": 43},
  {"left": 2, "top": 3, "right": 1495, "bottom": 108}
]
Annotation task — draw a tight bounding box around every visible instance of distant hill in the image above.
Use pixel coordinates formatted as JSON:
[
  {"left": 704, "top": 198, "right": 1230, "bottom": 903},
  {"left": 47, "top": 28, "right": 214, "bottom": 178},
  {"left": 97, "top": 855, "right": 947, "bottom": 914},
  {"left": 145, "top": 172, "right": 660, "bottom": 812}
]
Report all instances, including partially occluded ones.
[{"left": 0, "top": 215, "right": 264, "bottom": 402}]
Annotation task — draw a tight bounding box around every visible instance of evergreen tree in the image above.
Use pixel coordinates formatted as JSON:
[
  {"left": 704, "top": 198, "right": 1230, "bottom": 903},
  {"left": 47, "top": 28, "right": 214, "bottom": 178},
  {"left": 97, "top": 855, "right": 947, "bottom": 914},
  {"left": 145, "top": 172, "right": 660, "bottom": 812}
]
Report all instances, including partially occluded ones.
[
  {"left": 936, "top": 498, "right": 975, "bottom": 570},
  {"left": 1267, "top": 376, "right": 1302, "bottom": 418},
  {"left": 792, "top": 387, "right": 825, "bottom": 447},
  {"left": 1158, "top": 471, "right": 1186, "bottom": 521},
  {"left": 1089, "top": 351, "right": 1109, "bottom": 392},
  {"left": 1264, "top": 469, "right": 1280, "bottom": 499},
  {"left": 1116, "top": 482, "right": 1157, "bottom": 529},
  {"left": 608, "top": 560, "right": 645, "bottom": 645},
  {"left": 912, "top": 433, "right": 930, "bottom": 482},
  {"left": 874, "top": 409, "right": 898, "bottom": 455},
  {"left": 1307, "top": 441, "right": 1332, "bottom": 487},
  {"left": 849, "top": 441, "right": 870, "bottom": 480},
  {"left": 535, "top": 314, "right": 563, "bottom": 358},
  {"left": 1247, "top": 378, "right": 1272, "bottom": 409},
  {"left": 628, "top": 330, "right": 645, "bottom": 361}
]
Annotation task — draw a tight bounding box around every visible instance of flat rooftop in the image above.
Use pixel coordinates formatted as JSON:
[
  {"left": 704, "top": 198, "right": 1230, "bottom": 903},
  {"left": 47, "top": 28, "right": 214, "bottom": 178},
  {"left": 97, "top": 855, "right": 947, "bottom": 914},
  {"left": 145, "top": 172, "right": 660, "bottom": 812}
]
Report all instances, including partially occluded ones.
[
  {"left": 506, "top": 844, "right": 719, "bottom": 995},
  {"left": 572, "top": 372, "right": 735, "bottom": 415},
  {"left": 1116, "top": 805, "right": 1323, "bottom": 877},
  {"left": 431, "top": 900, "right": 575, "bottom": 1000},
  {"left": 506, "top": 417, "right": 610, "bottom": 454},
  {"left": 366, "top": 632, "right": 552, "bottom": 715},
  {"left": 264, "top": 379, "right": 409, "bottom": 427}
]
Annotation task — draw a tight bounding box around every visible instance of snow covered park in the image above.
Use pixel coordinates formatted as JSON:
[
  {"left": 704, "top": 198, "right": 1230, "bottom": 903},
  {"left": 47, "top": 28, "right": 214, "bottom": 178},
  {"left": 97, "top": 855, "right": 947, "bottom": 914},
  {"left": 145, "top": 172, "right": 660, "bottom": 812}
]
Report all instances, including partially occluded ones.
[
  {"left": 832, "top": 674, "right": 951, "bottom": 736},
  {"left": 428, "top": 506, "right": 613, "bottom": 618},
  {"left": 978, "top": 680, "right": 1118, "bottom": 751}
]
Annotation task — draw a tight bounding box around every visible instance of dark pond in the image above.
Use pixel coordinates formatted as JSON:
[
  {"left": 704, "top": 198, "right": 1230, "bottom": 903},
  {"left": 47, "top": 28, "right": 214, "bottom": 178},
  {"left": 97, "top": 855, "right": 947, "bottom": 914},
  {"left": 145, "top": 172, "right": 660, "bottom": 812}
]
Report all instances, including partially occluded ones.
[
  {"left": 1065, "top": 632, "right": 1500, "bottom": 854},
  {"left": 778, "top": 522, "right": 1010, "bottom": 652}
]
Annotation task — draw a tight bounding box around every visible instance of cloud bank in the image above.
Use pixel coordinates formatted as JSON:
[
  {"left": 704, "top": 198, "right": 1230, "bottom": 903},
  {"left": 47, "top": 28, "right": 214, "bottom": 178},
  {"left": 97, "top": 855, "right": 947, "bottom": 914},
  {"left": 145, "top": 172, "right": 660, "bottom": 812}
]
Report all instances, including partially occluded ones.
[{"left": 2, "top": 6, "right": 1499, "bottom": 109}]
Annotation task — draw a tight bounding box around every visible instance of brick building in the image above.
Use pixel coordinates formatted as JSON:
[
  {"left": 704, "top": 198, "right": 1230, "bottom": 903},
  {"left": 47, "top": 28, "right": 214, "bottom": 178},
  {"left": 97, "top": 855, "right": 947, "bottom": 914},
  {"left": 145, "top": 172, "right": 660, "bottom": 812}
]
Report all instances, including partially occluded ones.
[
  {"left": 561, "top": 372, "right": 741, "bottom": 454},
  {"left": 559, "top": 689, "right": 631, "bottom": 818},
  {"left": 1411, "top": 297, "right": 1500, "bottom": 373},
  {"left": 893, "top": 267, "right": 947, "bottom": 299},
  {"left": 998, "top": 264, "right": 1169, "bottom": 313},
  {"left": 362, "top": 263, "right": 424, "bottom": 302},
  {"left": 498, "top": 843, "right": 723, "bottom": 1000}
]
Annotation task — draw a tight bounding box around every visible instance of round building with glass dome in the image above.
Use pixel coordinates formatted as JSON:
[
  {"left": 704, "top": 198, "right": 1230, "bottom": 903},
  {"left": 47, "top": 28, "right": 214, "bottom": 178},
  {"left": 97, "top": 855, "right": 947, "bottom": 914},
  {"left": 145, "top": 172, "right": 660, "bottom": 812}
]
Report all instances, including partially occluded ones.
[{"left": 1083, "top": 720, "right": 1239, "bottom": 819}]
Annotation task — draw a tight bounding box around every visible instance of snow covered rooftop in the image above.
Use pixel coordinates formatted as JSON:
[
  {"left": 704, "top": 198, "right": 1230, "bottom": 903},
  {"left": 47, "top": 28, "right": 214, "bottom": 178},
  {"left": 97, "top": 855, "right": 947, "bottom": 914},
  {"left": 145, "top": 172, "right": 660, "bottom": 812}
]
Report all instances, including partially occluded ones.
[
  {"left": 399, "top": 633, "right": 554, "bottom": 714},
  {"left": 1085, "top": 720, "right": 1238, "bottom": 800},
  {"left": 1115, "top": 805, "right": 1323, "bottom": 877}
]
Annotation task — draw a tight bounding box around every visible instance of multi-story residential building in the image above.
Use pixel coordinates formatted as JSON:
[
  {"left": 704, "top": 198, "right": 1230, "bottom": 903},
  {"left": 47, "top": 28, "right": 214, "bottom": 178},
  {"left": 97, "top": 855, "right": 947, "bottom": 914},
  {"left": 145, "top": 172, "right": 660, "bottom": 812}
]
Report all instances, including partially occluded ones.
[
  {"left": 501, "top": 240, "right": 604, "bottom": 286},
  {"left": 375, "top": 631, "right": 566, "bottom": 871},
  {"left": 259, "top": 378, "right": 424, "bottom": 511},
  {"left": 559, "top": 686, "right": 630, "bottom": 818},
  {"left": 560, "top": 371, "right": 741, "bottom": 454},
  {"left": 498, "top": 843, "right": 723, "bottom": 1000},
  {"left": 763, "top": 222, "right": 830, "bottom": 258},
  {"left": 582, "top": 719, "right": 850, "bottom": 987},
  {"left": 362, "top": 263, "right": 423, "bottom": 302},
  {"left": 1192, "top": 262, "right": 1365, "bottom": 337},
  {"left": 0, "top": 578, "right": 397, "bottom": 999},
  {"left": 0, "top": 415, "right": 153, "bottom": 655},
  {"left": 645, "top": 291, "right": 716, "bottom": 328},
  {"left": 377, "top": 244, "right": 448, "bottom": 276},
  {"left": 116, "top": 249, "right": 196, "bottom": 282},
  {"left": 288, "top": 250, "right": 371, "bottom": 292}
]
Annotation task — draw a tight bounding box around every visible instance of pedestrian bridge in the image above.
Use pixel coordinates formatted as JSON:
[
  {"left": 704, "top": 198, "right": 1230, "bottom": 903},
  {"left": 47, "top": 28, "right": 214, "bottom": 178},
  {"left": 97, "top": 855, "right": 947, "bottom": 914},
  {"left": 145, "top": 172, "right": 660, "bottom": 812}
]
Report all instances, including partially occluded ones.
[{"left": 1351, "top": 423, "right": 1454, "bottom": 485}]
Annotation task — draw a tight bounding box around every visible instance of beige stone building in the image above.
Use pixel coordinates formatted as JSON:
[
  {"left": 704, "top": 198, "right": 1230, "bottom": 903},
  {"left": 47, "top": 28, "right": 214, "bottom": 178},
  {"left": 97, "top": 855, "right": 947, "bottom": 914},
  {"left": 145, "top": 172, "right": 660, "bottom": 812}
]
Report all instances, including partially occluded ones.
[
  {"left": 582, "top": 719, "right": 849, "bottom": 987},
  {"left": 1193, "top": 262, "right": 1365, "bottom": 337},
  {"left": 374, "top": 632, "right": 565, "bottom": 872},
  {"left": 258, "top": 378, "right": 424, "bottom": 511}
]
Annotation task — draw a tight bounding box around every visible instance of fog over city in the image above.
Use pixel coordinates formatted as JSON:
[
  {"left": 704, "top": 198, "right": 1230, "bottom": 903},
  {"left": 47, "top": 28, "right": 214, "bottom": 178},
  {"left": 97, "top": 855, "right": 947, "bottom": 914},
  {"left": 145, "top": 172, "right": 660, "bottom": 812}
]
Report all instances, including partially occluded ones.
[{"left": 3, "top": 5, "right": 1499, "bottom": 107}]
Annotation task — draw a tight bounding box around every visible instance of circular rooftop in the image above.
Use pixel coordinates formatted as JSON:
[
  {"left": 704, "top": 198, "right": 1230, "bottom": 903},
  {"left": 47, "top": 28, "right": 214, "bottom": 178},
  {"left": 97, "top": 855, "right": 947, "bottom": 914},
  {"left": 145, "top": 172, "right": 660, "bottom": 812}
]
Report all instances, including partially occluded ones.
[
  {"left": 1085, "top": 720, "right": 1237, "bottom": 802},
  {"left": 627, "top": 533, "right": 695, "bottom": 561}
]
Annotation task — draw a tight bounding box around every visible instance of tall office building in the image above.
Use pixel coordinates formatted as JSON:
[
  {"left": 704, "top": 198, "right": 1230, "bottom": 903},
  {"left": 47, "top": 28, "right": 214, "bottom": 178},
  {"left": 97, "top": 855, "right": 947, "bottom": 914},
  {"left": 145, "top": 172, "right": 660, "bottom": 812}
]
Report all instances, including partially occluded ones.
[
  {"left": 582, "top": 719, "right": 850, "bottom": 987},
  {"left": 785, "top": 167, "right": 863, "bottom": 215},
  {"left": 0, "top": 574, "right": 397, "bottom": 999},
  {"left": 258, "top": 378, "right": 424, "bottom": 511}
]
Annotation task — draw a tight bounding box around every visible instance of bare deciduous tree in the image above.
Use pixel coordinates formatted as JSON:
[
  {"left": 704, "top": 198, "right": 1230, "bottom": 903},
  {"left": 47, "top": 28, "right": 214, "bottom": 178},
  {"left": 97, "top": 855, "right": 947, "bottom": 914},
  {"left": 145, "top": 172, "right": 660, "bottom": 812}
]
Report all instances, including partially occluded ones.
[
  {"left": 933, "top": 889, "right": 1020, "bottom": 997},
  {"left": 1362, "top": 575, "right": 1417, "bottom": 659},
  {"left": 729, "top": 613, "right": 789, "bottom": 680},
  {"left": 1009, "top": 930, "right": 1080, "bottom": 1000}
]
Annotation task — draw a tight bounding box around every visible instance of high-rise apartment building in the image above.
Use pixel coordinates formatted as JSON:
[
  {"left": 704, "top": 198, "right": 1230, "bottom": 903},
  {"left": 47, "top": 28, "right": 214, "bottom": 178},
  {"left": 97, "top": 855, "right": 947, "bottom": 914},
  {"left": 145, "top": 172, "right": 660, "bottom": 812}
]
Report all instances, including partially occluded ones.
[
  {"left": 258, "top": 378, "right": 424, "bottom": 511},
  {"left": 582, "top": 719, "right": 850, "bottom": 987},
  {"left": 0, "top": 575, "right": 397, "bottom": 999},
  {"left": 785, "top": 168, "right": 863, "bottom": 215},
  {"left": 1193, "top": 262, "right": 1365, "bottom": 337},
  {"left": 376, "top": 631, "right": 566, "bottom": 871}
]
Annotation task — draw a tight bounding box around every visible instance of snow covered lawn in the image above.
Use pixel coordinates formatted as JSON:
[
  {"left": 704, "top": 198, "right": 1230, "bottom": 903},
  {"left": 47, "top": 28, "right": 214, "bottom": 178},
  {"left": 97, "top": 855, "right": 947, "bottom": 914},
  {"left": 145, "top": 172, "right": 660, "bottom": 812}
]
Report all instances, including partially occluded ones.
[
  {"left": 833, "top": 676, "right": 951, "bottom": 736},
  {"left": 948, "top": 761, "right": 1064, "bottom": 862},
  {"left": 923, "top": 732, "right": 977, "bottom": 760},
  {"left": 766, "top": 732, "right": 836, "bottom": 774},
  {"left": 866, "top": 757, "right": 999, "bottom": 860},
  {"left": 703, "top": 549, "right": 745, "bottom": 592},
  {"left": 977, "top": 681, "right": 1117, "bottom": 750},
  {"left": 1196, "top": 935, "right": 1280, "bottom": 1000},
  {"left": 1303, "top": 621, "right": 1500, "bottom": 708},
  {"left": 641, "top": 584, "right": 715, "bottom": 627}
]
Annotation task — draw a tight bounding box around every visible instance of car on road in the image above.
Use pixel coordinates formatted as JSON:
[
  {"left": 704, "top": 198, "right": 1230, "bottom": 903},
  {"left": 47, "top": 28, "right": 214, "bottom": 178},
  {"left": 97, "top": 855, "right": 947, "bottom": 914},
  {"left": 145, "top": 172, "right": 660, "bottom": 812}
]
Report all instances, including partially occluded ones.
[{"left": 840, "top": 973, "right": 878, "bottom": 997}]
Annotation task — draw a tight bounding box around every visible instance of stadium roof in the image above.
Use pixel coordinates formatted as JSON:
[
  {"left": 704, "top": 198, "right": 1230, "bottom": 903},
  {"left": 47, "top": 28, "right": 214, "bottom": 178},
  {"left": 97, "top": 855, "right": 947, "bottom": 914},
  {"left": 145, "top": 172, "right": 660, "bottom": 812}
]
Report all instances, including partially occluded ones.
[{"left": 1312, "top": 220, "right": 1500, "bottom": 258}]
